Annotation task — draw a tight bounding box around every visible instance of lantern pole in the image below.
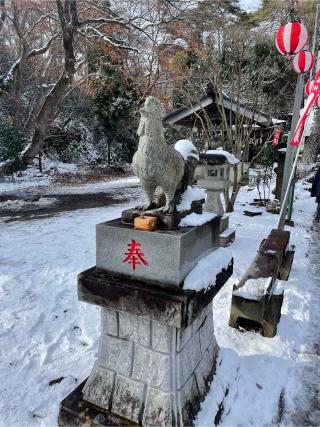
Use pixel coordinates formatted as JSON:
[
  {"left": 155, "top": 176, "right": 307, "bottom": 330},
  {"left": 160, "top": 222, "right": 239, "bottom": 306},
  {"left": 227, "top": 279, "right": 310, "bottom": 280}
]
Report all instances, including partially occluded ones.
[
  {"left": 279, "top": 73, "right": 304, "bottom": 227},
  {"left": 277, "top": 120, "right": 307, "bottom": 230},
  {"left": 286, "top": 5, "right": 320, "bottom": 222}
]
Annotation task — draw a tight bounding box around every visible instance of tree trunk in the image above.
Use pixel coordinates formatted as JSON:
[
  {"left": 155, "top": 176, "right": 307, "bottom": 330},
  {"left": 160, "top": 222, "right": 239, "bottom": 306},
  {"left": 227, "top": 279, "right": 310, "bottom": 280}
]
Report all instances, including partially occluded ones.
[
  {"left": 13, "top": 42, "right": 28, "bottom": 119},
  {"left": 21, "top": 73, "right": 73, "bottom": 165},
  {"left": 226, "top": 163, "right": 243, "bottom": 212},
  {"left": 21, "top": 0, "right": 77, "bottom": 166},
  {"left": 107, "top": 139, "right": 111, "bottom": 165}
]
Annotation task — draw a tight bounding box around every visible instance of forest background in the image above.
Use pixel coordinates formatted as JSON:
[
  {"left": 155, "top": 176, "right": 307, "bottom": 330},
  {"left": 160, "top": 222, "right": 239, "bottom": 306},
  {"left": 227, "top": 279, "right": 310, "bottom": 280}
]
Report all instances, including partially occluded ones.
[{"left": 0, "top": 0, "right": 319, "bottom": 175}]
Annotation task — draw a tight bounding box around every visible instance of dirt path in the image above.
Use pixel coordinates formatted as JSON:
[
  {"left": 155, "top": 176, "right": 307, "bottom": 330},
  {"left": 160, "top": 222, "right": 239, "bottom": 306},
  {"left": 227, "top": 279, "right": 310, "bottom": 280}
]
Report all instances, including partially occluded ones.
[{"left": 0, "top": 185, "right": 142, "bottom": 222}]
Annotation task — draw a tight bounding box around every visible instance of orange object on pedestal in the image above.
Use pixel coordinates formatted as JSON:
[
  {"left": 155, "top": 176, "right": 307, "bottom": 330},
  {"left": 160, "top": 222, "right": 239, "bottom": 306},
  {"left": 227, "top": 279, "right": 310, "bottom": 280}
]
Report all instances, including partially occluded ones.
[{"left": 134, "top": 216, "right": 157, "bottom": 231}]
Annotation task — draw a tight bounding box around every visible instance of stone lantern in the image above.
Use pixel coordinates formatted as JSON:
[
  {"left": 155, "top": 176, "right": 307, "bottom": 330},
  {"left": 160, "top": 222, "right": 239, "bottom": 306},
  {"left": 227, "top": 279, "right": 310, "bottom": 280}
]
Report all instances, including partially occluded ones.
[{"left": 196, "top": 151, "right": 238, "bottom": 216}]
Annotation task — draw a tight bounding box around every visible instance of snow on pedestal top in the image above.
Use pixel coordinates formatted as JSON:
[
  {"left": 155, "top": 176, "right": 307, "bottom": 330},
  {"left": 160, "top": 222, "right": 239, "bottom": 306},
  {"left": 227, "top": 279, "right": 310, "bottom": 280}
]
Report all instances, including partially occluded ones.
[
  {"left": 177, "top": 185, "right": 206, "bottom": 211},
  {"left": 183, "top": 248, "right": 233, "bottom": 291},
  {"left": 179, "top": 212, "right": 216, "bottom": 227},
  {"left": 175, "top": 139, "right": 199, "bottom": 160}
]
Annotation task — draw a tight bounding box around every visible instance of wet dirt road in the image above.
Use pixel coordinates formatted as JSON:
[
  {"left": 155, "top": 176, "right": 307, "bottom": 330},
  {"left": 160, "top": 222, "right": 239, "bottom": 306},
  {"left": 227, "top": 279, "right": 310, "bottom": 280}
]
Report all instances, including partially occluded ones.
[{"left": 0, "top": 184, "right": 142, "bottom": 222}]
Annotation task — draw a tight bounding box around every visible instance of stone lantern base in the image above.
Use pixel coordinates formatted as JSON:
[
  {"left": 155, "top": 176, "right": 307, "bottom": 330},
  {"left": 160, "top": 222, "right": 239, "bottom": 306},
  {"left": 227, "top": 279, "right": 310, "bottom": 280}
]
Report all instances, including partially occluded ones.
[{"left": 58, "top": 262, "right": 233, "bottom": 427}]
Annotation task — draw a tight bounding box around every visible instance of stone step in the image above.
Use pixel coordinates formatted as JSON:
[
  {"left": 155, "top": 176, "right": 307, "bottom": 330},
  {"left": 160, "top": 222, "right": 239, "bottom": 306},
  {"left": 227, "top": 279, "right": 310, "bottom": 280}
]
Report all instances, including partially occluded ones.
[{"left": 219, "top": 228, "right": 235, "bottom": 247}]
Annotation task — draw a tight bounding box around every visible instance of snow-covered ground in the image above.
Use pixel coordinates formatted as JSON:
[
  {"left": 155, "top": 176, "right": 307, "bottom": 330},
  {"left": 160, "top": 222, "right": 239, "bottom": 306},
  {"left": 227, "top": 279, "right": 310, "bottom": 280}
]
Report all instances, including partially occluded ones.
[
  {"left": 0, "top": 178, "right": 318, "bottom": 426},
  {"left": 197, "top": 179, "right": 319, "bottom": 425},
  {"left": 0, "top": 163, "right": 139, "bottom": 197}
]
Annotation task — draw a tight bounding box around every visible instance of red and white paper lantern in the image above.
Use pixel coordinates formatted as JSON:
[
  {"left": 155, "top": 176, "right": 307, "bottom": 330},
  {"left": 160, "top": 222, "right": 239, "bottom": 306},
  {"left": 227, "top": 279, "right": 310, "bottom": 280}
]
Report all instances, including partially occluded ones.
[
  {"left": 292, "top": 51, "right": 314, "bottom": 74},
  {"left": 276, "top": 22, "right": 308, "bottom": 56},
  {"left": 305, "top": 79, "right": 314, "bottom": 95}
]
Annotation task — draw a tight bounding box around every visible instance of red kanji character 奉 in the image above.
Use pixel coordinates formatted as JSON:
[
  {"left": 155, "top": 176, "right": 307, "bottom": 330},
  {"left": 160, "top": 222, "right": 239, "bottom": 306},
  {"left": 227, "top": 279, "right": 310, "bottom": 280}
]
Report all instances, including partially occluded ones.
[{"left": 122, "top": 239, "right": 149, "bottom": 271}]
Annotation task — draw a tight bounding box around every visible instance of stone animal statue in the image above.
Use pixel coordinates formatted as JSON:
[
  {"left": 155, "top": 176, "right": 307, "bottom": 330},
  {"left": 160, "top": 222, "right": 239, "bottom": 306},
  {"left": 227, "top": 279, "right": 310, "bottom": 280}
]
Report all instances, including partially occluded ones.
[
  {"left": 133, "top": 96, "right": 185, "bottom": 213},
  {"left": 154, "top": 146, "right": 199, "bottom": 208}
]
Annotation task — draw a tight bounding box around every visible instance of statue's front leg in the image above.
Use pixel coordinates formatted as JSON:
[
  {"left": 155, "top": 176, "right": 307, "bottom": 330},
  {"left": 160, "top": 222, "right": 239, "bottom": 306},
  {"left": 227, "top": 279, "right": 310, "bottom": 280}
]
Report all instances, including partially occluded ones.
[
  {"left": 161, "top": 190, "right": 176, "bottom": 214},
  {"left": 136, "top": 186, "right": 157, "bottom": 210}
]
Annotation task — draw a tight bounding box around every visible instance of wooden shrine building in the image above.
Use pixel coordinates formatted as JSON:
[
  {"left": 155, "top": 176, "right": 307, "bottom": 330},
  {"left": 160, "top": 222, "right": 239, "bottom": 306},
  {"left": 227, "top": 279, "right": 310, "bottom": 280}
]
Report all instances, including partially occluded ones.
[{"left": 163, "top": 89, "right": 284, "bottom": 151}]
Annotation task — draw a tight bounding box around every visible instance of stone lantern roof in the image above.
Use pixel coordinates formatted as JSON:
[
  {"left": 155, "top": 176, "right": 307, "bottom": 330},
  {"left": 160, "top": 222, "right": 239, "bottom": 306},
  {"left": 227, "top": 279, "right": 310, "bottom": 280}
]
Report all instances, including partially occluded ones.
[{"left": 200, "top": 150, "right": 240, "bottom": 166}]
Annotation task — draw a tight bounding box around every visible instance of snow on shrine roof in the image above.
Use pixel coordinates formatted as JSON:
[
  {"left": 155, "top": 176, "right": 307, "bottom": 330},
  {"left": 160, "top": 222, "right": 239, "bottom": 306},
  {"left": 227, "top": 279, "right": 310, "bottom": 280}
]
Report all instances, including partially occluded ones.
[
  {"left": 205, "top": 149, "right": 240, "bottom": 165},
  {"left": 272, "top": 118, "right": 286, "bottom": 124},
  {"left": 164, "top": 91, "right": 274, "bottom": 128}
]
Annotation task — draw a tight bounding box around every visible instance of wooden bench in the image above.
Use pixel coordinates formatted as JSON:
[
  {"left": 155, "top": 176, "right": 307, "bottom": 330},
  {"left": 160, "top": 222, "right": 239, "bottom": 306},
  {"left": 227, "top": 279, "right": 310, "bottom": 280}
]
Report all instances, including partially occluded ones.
[{"left": 229, "top": 230, "right": 294, "bottom": 337}]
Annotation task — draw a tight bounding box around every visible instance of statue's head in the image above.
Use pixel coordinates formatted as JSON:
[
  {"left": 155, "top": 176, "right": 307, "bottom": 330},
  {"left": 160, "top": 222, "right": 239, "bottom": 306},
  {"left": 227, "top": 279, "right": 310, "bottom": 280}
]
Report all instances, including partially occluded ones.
[
  {"left": 137, "top": 96, "right": 165, "bottom": 138},
  {"left": 140, "top": 96, "right": 165, "bottom": 118}
]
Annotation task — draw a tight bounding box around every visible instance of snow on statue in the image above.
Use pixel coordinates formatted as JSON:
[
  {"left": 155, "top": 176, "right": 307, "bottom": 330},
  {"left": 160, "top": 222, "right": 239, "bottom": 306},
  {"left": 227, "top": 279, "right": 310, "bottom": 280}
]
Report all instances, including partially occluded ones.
[{"left": 133, "top": 96, "right": 185, "bottom": 213}]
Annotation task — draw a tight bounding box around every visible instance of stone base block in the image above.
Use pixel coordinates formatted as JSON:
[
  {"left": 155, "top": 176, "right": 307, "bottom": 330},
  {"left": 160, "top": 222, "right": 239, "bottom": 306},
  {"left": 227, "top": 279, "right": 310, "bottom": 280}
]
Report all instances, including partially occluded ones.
[
  {"left": 80, "top": 305, "right": 219, "bottom": 426},
  {"left": 220, "top": 215, "right": 229, "bottom": 233},
  {"left": 219, "top": 228, "right": 235, "bottom": 247},
  {"left": 285, "top": 219, "right": 295, "bottom": 227},
  {"left": 78, "top": 264, "right": 233, "bottom": 330},
  {"left": 59, "top": 380, "right": 134, "bottom": 427},
  {"left": 122, "top": 200, "right": 204, "bottom": 230},
  {"left": 202, "top": 189, "right": 224, "bottom": 216},
  {"left": 96, "top": 217, "right": 221, "bottom": 286}
]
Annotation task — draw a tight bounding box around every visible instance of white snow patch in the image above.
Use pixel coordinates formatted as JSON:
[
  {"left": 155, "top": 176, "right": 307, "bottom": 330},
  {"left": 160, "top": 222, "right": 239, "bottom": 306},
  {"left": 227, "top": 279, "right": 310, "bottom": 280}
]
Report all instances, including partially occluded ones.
[
  {"left": 174, "top": 139, "right": 199, "bottom": 160},
  {"left": 272, "top": 118, "right": 286, "bottom": 125},
  {"left": 52, "top": 177, "right": 140, "bottom": 195},
  {"left": 273, "top": 280, "right": 284, "bottom": 295},
  {"left": 206, "top": 149, "right": 239, "bottom": 165},
  {"left": 0, "top": 197, "right": 57, "bottom": 211},
  {"left": 233, "top": 277, "right": 272, "bottom": 300},
  {"left": 177, "top": 186, "right": 206, "bottom": 211},
  {"left": 179, "top": 212, "right": 215, "bottom": 227},
  {"left": 183, "top": 248, "right": 233, "bottom": 291}
]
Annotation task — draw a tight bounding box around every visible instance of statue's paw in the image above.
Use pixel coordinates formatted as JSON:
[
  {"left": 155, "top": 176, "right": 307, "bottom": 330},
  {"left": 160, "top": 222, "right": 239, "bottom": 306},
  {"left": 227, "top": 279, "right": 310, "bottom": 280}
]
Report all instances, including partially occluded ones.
[
  {"left": 162, "top": 202, "right": 176, "bottom": 214},
  {"left": 135, "top": 204, "right": 149, "bottom": 211},
  {"left": 135, "top": 203, "right": 156, "bottom": 211}
]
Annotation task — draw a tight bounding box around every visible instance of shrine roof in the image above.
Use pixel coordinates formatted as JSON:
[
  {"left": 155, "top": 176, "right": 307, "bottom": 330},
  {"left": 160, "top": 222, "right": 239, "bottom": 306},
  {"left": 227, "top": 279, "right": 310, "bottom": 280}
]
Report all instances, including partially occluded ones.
[{"left": 163, "top": 91, "right": 274, "bottom": 128}]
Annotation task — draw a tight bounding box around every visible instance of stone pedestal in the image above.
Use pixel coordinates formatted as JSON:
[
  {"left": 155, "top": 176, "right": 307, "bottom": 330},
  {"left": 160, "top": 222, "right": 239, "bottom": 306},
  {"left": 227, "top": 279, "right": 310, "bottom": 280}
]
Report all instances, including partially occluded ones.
[
  {"left": 58, "top": 214, "right": 233, "bottom": 427},
  {"left": 197, "top": 178, "right": 229, "bottom": 216},
  {"left": 59, "top": 263, "right": 233, "bottom": 427},
  {"left": 96, "top": 217, "right": 220, "bottom": 286},
  {"left": 203, "top": 190, "right": 224, "bottom": 215}
]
